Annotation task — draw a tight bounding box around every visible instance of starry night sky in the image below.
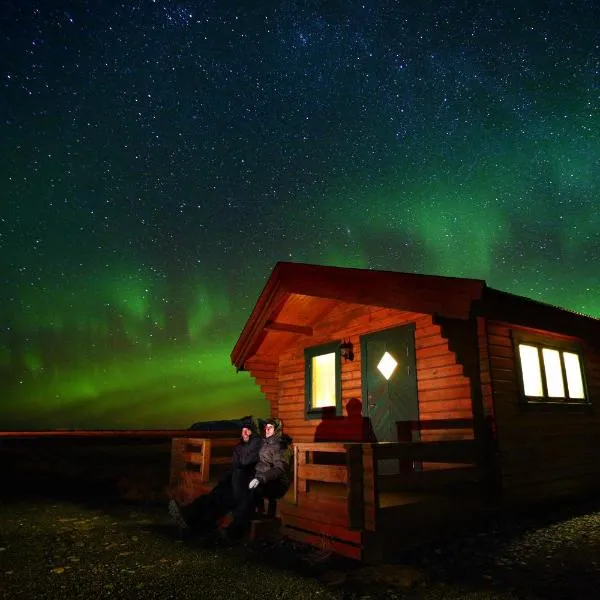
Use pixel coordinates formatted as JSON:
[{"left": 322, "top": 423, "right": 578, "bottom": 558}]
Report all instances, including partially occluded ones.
[{"left": 1, "top": 0, "right": 599, "bottom": 429}]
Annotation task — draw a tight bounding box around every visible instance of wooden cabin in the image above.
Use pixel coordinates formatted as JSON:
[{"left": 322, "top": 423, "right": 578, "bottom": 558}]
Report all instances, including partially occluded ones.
[{"left": 172, "top": 262, "right": 600, "bottom": 560}]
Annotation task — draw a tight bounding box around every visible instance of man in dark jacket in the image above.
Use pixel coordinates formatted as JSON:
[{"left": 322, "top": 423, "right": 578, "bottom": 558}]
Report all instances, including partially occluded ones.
[
  {"left": 168, "top": 416, "right": 262, "bottom": 535},
  {"left": 222, "top": 417, "right": 293, "bottom": 540}
]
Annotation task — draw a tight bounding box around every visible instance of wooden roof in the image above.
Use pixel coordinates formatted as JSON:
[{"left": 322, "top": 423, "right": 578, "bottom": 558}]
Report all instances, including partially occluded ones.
[
  {"left": 231, "top": 262, "right": 486, "bottom": 370},
  {"left": 231, "top": 262, "right": 600, "bottom": 371}
]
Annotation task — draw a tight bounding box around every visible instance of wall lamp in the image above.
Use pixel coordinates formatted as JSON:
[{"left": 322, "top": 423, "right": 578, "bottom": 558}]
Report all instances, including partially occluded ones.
[{"left": 340, "top": 340, "right": 354, "bottom": 361}]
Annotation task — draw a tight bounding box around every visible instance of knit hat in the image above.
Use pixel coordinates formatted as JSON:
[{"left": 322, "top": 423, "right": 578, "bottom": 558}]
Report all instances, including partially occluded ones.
[{"left": 240, "top": 415, "right": 259, "bottom": 435}]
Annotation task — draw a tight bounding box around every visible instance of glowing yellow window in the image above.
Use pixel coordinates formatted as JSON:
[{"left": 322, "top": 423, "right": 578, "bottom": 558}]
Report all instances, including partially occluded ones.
[
  {"left": 518, "top": 341, "right": 586, "bottom": 402},
  {"left": 518, "top": 344, "right": 543, "bottom": 397},
  {"left": 542, "top": 348, "right": 565, "bottom": 398},
  {"left": 311, "top": 352, "right": 336, "bottom": 408},
  {"left": 563, "top": 352, "right": 585, "bottom": 399}
]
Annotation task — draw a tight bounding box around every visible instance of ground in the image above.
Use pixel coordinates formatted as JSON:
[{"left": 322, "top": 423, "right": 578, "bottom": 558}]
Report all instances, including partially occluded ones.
[{"left": 2, "top": 494, "right": 600, "bottom": 600}]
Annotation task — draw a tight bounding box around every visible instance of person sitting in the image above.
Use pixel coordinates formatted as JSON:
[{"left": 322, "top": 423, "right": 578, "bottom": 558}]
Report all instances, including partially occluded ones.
[
  {"left": 221, "top": 417, "right": 293, "bottom": 541},
  {"left": 168, "top": 415, "right": 262, "bottom": 535}
]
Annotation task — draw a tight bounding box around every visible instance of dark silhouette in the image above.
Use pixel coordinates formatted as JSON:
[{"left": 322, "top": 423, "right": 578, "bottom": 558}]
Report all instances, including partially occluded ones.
[{"left": 314, "top": 398, "right": 374, "bottom": 443}]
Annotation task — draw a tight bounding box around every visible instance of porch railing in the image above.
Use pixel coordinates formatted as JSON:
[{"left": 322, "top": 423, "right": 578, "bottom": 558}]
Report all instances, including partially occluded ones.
[
  {"left": 170, "top": 436, "right": 239, "bottom": 503},
  {"left": 293, "top": 438, "right": 481, "bottom": 532}
]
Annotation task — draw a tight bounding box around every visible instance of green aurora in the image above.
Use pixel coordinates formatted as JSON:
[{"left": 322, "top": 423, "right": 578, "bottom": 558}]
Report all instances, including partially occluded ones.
[{"left": 2, "top": 1, "right": 599, "bottom": 429}]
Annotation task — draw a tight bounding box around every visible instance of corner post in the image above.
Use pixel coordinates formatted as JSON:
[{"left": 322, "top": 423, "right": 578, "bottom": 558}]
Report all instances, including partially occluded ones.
[
  {"left": 346, "top": 444, "right": 364, "bottom": 529},
  {"left": 362, "top": 443, "right": 379, "bottom": 531}
]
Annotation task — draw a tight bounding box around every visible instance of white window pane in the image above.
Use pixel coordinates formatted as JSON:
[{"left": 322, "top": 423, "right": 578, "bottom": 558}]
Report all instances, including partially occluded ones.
[
  {"left": 377, "top": 351, "right": 398, "bottom": 380},
  {"left": 542, "top": 348, "right": 565, "bottom": 398},
  {"left": 519, "top": 344, "right": 543, "bottom": 396},
  {"left": 312, "top": 352, "right": 336, "bottom": 408},
  {"left": 563, "top": 352, "right": 585, "bottom": 399}
]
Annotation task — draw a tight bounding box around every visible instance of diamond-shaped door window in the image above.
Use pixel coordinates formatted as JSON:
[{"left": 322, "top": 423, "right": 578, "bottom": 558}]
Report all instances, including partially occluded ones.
[{"left": 377, "top": 351, "right": 398, "bottom": 380}]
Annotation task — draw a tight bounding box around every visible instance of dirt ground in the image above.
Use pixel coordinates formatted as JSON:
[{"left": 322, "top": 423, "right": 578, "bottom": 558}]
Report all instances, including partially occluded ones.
[{"left": 2, "top": 494, "right": 600, "bottom": 600}]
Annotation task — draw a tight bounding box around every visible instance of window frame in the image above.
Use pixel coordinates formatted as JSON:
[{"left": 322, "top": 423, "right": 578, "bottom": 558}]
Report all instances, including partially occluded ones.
[
  {"left": 512, "top": 330, "right": 591, "bottom": 410},
  {"left": 304, "top": 341, "right": 342, "bottom": 420}
]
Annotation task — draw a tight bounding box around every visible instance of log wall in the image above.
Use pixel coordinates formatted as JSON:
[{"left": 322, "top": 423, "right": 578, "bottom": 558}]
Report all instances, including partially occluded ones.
[
  {"left": 274, "top": 305, "right": 476, "bottom": 444},
  {"left": 486, "top": 320, "right": 600, "bottom": 505}
]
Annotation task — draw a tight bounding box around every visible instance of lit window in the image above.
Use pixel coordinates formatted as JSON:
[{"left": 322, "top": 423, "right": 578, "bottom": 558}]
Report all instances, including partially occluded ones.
[
  {"left": 542, "top": 348, "right": 565, "bottom": 398},
  {"left": 311, "top": 352, "right": 336, "bottom": 408},
  {"left": 564, "top": 352, "right": 585, "bottom": 399},
  {"left": 377, "top": 351, "right": 398, "bottom": 380},
  {"left": 518, "top": 345, "right": 543, "bottom": 396},
  {"left": 517, "top": 341, "right": 587, "bottom": 403},
  {"left": 305, "top": 342, "right": 341, "bottom": 417}
]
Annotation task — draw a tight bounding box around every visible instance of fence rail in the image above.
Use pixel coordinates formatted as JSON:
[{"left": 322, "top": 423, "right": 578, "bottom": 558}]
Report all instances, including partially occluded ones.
[
  {"left": 169, "top": 436, "right": 240, "bottom": 503},
  {"left": 0, "top": 429, "right": 239, "bottom": 439},
  {"left": 293, "top": 438, "right": 481, "bottom": 532}
]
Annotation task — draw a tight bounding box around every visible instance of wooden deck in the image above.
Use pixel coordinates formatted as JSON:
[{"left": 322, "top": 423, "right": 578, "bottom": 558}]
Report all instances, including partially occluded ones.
[{"left": 170, "top": 435, "right": 490, "bottom": 561}]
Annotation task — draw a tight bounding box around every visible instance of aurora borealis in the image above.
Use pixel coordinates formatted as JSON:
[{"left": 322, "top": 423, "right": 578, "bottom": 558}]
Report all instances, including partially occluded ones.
[{"left": 2, "top": 1, "right": 599, "bottom": 429}]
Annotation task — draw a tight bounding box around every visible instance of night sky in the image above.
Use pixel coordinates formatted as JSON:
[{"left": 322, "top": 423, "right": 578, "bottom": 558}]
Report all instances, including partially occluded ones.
[{"left": 2, "top": 1, "right": 599, "bottom": 430}]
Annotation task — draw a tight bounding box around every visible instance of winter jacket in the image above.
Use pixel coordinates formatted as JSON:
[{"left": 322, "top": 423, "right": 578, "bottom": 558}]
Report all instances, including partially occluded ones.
[
  {"left": 231, "top": 415, "right": 261, "bottom": 476},
  {"left": 255, "top": 418, "right": 293, "bottom": 489}
]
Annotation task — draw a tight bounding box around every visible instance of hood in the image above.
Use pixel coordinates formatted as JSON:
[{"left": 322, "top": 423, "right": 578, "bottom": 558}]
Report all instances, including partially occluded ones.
[
  {"left": 240, "top": 415, "right": 260, "bottom": 437},
  {"left": 264, "top": 416, "right": 283, "bottom": 437},
  {"left": 264, "top": 418, "right": 293, "bottom": 446}
]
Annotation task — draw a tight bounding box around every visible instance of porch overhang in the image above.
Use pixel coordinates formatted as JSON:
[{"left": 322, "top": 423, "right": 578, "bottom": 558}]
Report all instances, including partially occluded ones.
[{"left": 231, "top": 262, "right": 486, "bottom": 371}]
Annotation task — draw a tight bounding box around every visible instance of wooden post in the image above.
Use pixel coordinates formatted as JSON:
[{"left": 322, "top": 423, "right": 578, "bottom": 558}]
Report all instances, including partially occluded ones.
[
  {"left": 169, "top": 438, "right": 187, "bottom": 502},
  {"left": 362, "top": 443, "right": 379, "bottom": 531},
  {"left": 293, "top": 444, "right": 299, "bottom": 504},
  {"left": 200, "top": 439, "right": 212, "bottom": 483},
  {"left": 296, "top": 446, "right": 307, "bottom": 497},
  {"left": 346, "top": 444, "right": 364, "bottom": 530}
]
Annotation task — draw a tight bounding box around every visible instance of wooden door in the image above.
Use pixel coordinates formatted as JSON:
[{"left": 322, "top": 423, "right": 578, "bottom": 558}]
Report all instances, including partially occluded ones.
[{"left": 361, "top": 324, "right": 419, "bottom": 472}]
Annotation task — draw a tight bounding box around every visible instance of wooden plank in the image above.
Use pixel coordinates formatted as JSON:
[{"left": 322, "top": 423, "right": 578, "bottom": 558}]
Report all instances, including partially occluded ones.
[
  {"left": 373, "top": 440, "right": 478, "bottom": 463},
  {"left": 417, "top": 376, "right": 470, "bottom": 391},
  {"left": 248, "top": 368, "right": 277, "bottom": 380},
  {"left": 417, "top": 364, "right": 465, "bottom": 380},
  {"left": 417, "top": 353, "right": 458, "bottom": 369},
  {"left": 418, "top": 398, "right": 473, "bottom": 412},
  {"left": 197, "top": 437, "right": 238, "bottom": 449},
  {"left": 298, "top": 464, "right": 348, "bottom": 484},
  {"left": 416, "top": 343, "right": 453, "bottom": 359},
  {"left": 281, "top": 497, "right": 349, "bottom": 527},
  {"left": 265, "top": 321, "right": 313, "bottom": 336},
  {"left": 182, "top": 451, "right": 204, "bottom": 464},
  {"left": 377, "top": 466, "right": 481, "bottom": 493},
  {"left": 280, "top": 513, "right": 362, "bottom": 544},
  {"left": 295, "top": 442, "right": 351, "bottom": 453},
  {"left": 418, "top": 387, "right": 473, "bottom": 402}
]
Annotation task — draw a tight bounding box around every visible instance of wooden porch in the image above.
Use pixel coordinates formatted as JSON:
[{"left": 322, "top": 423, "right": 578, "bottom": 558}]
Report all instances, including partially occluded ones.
[{"left": 170, "top": 434, "right": 492, "bottom": 561}]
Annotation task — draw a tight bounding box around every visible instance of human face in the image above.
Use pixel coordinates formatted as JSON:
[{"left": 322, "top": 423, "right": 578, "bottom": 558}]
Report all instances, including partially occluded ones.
[
  {"left": 241, "top": 427, "right": 251, "bottom": 442},
  {"left": 264, "top": 423, "right": 275, "bottom": 438}
]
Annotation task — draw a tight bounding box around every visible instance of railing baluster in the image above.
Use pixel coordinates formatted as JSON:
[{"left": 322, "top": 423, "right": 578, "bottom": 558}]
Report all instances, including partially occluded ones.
[
  {"left": 362, "top": 443, "right": 378, "bottom": 531},
  {"left": 346, "top": 444, "right": 364, "bottom": 530},
  {"left": 200, "top": 439, "right": 211, "bottom": 482}
]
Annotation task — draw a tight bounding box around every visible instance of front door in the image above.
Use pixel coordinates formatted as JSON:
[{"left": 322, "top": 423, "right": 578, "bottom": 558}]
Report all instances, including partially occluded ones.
[{"left": 361, "top": 323, "right": 419, "bottom": 472}]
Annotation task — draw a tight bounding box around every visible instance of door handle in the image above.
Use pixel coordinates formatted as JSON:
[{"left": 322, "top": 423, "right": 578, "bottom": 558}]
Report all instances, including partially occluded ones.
[{"left": 368, "top": 393, "right": 376, "bottom": 408}]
